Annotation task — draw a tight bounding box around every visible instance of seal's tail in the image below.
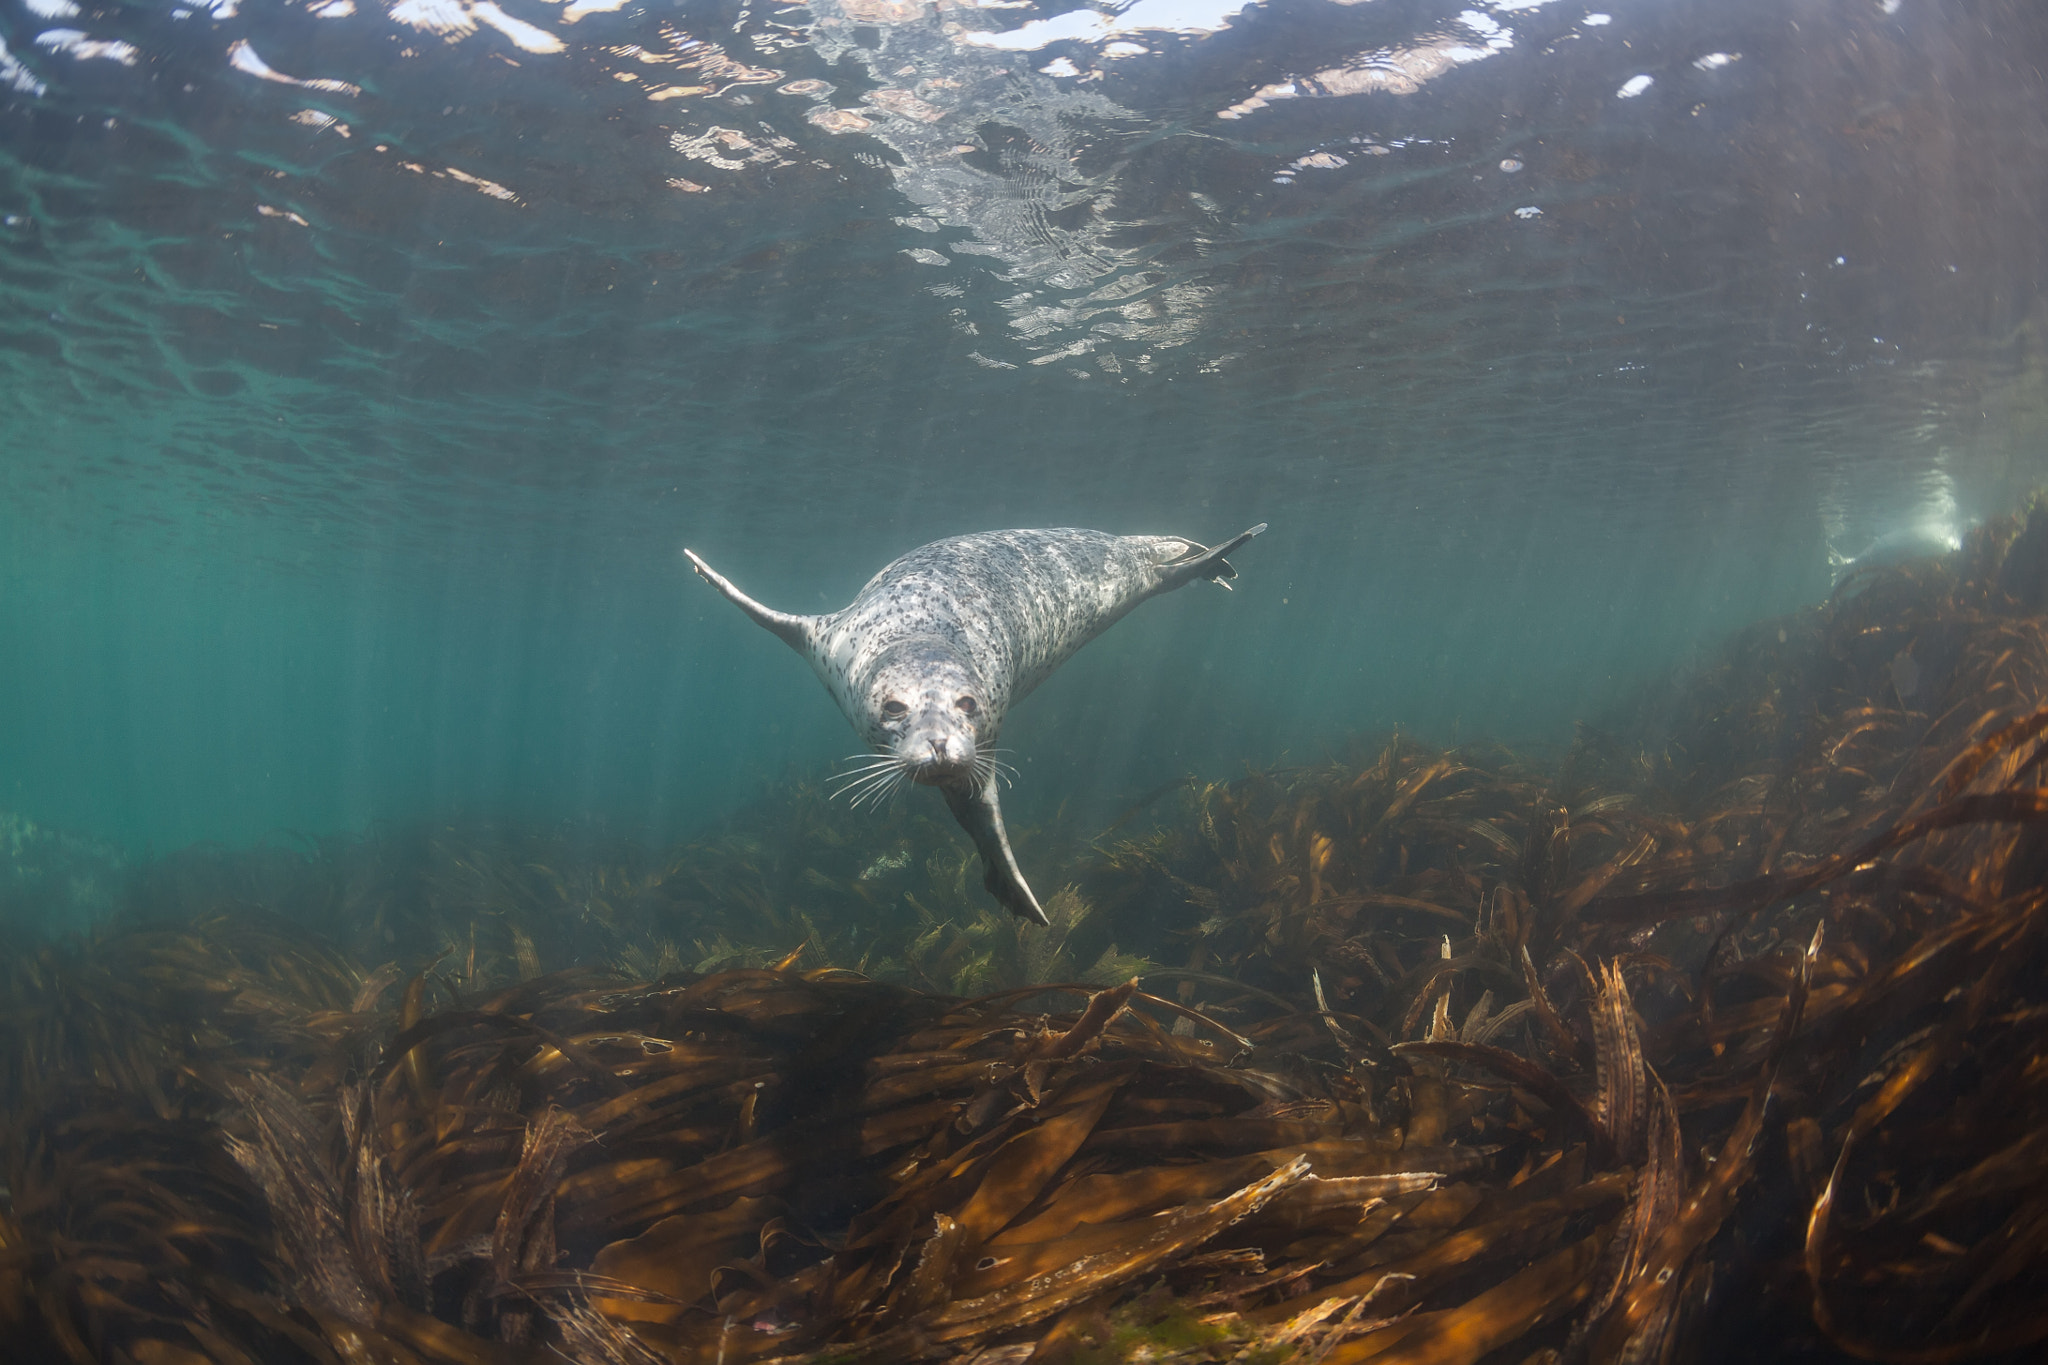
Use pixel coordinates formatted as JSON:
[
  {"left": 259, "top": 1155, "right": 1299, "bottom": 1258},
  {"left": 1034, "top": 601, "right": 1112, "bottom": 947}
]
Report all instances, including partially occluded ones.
[{"left": 1168, "top": 522, "right": 1268, "bottom": 592}]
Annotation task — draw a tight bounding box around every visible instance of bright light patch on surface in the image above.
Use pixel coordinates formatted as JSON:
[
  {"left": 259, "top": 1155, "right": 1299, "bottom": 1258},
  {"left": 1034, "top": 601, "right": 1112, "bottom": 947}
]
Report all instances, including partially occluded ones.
[
  {"left": 0, "top": 38, "right": 47, "bottom": 95},
  {"left": 958, "top": 10, "right": 1106, "bottom": 50},
  {"left": 228, "top": 39, "right": 364, "bottom": 92},
  {"left": 1514, "top": 205, "right": 1542, "bottom": 218},
  {"left": 35, "top": 30, "right": 140, "bottom": 65},
  {"left": 1460, "top": 9, "right": 1506, "bottom": 40},
  {"left": 1039, "top": 56, "right": 1080, "bottom": 76},
  {"left": 439, "top": 165, "right": 521, "bottom": 201},
  {"left": 24, "top": 0, "right": 81, "bottom": 19},
  {"left": 562, "top": 0, "right": 628, "bottom": 19},
  {"left": 469, "top": 1, "right": 566, "bottom": 53},
  {"left": 1217, "top": 32, "right": 1503, "bottom": 118},
  {"left": 869, "top": 88, "right": 945, "bottom": 121},
  {"left": 1584, "top": 12, "right": 1611, "bottom": 24},
  {"left": 959, "top": 0, "right": 1253, "bottom": 51},
  {"left": 807, "top": 106, "right": 872, "bottom": 132},
  {"left": 671, "top": 123, "right": 802, "bottom": 170},
  {"left": 389, "top": 0, "right": 477, "bottom": 41},
  {"left": 1616, "top": 73, "right": 1653, "bottom": 98},
  {"left": 1692, "top": 52, "right": 1738, "bottom": 69},
  {"left": 307, "top": 0, "right": 355, "bottom": 16},
  {"left": 1111, "top": 0, "right": 1253, "bottom": 37}
]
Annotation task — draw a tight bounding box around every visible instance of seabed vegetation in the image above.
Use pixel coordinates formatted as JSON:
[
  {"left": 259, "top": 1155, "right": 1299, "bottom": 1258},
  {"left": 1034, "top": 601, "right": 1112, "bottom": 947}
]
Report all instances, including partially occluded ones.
[{"left": 8, "top": 504, "right": 2048, "bottom": 1365}]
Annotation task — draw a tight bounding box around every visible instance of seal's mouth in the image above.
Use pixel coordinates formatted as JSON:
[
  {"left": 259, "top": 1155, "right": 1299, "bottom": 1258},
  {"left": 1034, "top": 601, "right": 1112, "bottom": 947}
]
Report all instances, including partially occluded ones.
[
  {"left": 906, "top": 732, "right": 974, "bottom": 785},
  {"left": 830, "top": 745, "right": 1016, "bottom": 808}
]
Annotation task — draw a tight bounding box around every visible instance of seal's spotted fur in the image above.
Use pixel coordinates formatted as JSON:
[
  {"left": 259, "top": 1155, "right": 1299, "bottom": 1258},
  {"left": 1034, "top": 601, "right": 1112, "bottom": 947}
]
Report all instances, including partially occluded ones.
[{"left": 685, "top": 524, "right": 1266, "bottom": 923}]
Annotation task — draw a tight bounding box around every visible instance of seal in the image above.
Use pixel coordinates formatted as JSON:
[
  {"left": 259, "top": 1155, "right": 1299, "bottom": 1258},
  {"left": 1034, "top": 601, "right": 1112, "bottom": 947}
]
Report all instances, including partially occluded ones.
[{"left": 684, "top": 524, "right": 1266, "bottom": 924}]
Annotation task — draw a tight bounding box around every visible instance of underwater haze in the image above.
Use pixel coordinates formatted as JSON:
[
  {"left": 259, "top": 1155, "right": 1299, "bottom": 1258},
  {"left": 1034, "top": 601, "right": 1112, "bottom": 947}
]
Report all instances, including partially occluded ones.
[{"left": 1, "top": 0, "right": 2045, "bottom": 862}]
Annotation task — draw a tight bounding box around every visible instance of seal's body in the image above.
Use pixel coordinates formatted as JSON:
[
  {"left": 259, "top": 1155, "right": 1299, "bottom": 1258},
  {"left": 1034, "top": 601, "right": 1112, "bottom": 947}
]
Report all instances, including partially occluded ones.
[{"left": 685, "top": 525, "right": 1266, "bottom": 923}]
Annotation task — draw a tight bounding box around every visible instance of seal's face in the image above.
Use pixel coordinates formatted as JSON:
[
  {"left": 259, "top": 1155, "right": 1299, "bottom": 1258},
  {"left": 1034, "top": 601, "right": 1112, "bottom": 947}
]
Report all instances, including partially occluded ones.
[
  {"left": 865, "top": 646, "right": 987, "bottom": 787},
  {"left": 829, "top": 640, "right": 1009, "bottom": 810}
]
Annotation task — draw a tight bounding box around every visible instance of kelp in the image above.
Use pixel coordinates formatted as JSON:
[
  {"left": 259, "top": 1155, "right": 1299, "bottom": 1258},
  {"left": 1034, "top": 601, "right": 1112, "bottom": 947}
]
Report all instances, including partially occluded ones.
[{"left": 8, "top": 508, "right": 2048, "bottom": 1363}]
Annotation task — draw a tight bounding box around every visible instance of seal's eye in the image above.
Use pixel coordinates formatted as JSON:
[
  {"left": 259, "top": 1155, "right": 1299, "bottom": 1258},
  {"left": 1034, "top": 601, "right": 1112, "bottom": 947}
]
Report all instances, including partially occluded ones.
[
  {"left": 882, "top": 699, "right": 909, "bottom": 720},
  {"left": 956, "top": 696, "right": 978, "bottom": 716}
]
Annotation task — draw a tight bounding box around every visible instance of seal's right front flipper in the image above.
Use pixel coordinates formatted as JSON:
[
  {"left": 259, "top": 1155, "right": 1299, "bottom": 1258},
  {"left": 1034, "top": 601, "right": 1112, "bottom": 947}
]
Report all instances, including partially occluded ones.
[
  {"left": 683, "top": 549, "right": 816, "bottom": 651},
  {"left": 943, "top": 777, "right": 1049, "bottom": 925}
]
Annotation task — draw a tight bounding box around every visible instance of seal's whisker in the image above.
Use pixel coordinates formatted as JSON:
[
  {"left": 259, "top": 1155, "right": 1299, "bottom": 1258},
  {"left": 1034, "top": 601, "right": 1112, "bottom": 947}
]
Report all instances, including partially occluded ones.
[
  {"left": 829, "top": 761, "right": 897, "bottom": 787},
  {"left": 833, "top": 752, "right": 904, "bottom": 772},
  {"left": 838, "top": 763, "right": 909, "bottom": 799},
  {"left": 848, "top": 768, "right": 908, "bottom": 810},
  {"left": 841, "top": 782, "right": 892, "bottom": 809},
  {"left": 830, "top": 764, "right": 908, "bottom": 803},
  {"left": 855, "top": 781, "right": 898, "bottom": 812},
  {"left": 832, "top": 768, "right": 901, "bottom": 800},
  {"left": 831, "top": 759, "right": 903, "bottom": 782}
]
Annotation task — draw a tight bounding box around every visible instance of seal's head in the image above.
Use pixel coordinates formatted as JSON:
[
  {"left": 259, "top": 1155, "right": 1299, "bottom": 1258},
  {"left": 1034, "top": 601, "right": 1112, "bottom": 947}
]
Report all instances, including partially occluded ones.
[
  {"left": 864, "top": 643, "right": 987, "bottom": 786},
  {"left": 828, "top": 642, "right": 1001, "bottom": 809}
]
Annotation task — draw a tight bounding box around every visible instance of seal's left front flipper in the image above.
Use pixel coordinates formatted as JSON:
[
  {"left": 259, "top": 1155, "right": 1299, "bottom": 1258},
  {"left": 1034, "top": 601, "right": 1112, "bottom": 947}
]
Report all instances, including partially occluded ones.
[{"left": 943, "top": 778, "right": 1049, "bottom": 925}]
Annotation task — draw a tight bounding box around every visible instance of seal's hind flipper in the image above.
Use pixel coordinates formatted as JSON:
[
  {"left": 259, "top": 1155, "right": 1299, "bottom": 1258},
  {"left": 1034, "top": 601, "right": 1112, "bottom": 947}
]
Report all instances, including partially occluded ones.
[
  {"left": 684, "top": 549, "right": 816, "bottom": 651},
  {"left": 942, "top": 777, "right": 1049, "bottom": 925},
  {"left": 1164, "top": 522, "right": 1268, "bottom": 591}
]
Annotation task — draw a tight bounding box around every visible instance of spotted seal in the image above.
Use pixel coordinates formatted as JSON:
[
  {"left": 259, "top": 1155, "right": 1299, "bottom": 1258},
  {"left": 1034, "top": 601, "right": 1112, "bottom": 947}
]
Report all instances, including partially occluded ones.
[{"left": 684, "top": 524, "right": 1266, "bottom": 924}]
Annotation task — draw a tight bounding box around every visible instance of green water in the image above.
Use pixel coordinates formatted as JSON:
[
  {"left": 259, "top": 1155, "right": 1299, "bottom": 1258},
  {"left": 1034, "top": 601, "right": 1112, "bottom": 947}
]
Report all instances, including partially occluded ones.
[{"left": 2, "top": 0, "right": 2044, "bottom": 881}]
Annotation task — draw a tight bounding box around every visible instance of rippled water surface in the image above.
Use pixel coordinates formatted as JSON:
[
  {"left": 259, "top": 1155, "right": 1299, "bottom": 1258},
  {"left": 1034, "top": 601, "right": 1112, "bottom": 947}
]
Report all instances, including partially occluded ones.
[{"left": 1, "top": 0, "right": 2045, "bottom": 854}]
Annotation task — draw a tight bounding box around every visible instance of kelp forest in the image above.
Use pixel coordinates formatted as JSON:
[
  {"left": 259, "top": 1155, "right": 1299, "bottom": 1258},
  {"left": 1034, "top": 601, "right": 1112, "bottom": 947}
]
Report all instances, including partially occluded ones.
[{"left": 8, "top": 502, "right": 2048, "bottom": 1365}]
